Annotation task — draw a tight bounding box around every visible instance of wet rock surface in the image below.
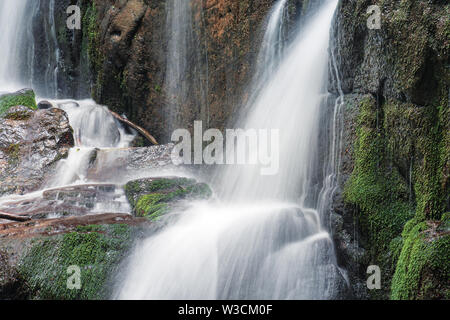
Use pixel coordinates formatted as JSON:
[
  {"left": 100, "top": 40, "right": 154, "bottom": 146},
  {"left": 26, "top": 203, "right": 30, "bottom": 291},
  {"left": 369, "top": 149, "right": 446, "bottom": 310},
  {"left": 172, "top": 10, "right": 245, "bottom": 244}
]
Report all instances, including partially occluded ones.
[
  {"left": 0, "top": 106, "right": 74, "bottom": 196},
  {"left": 0, "top": 184, "right": 130, "bottom": 223},
  {"left": 86, "top": 144, "right": 176, "bottom": 183}
]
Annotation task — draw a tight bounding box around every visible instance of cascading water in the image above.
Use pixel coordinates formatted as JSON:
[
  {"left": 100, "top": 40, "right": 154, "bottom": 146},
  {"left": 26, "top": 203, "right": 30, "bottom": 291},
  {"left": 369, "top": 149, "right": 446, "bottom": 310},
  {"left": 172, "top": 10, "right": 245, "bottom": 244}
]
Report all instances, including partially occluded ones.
[
  {"left": 47, "top": 99, "right": 136, "bottom": 188},
  {"left": 164, "top": 0, "right": 208, "bottom": 132},
  {"left": 0, "top": 0, "right": 134, "bottom": 213},
  {"left": 0, "top": 0, "right": 30, "bottom": 92},
  {"left": 256, "top": 0, "right": 288, "bottom": 83},
  {"left": 115, "top": 0, "right": 346, "bottom": 300},
  {"left": 0, "top": 0, "right": 88, "bottom": 98}
]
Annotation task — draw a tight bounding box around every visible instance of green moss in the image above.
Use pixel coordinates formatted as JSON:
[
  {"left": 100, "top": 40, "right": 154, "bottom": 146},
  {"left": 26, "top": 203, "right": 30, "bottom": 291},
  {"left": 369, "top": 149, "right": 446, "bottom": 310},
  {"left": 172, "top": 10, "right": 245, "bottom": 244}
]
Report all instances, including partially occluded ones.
[
  {"left": 344, "top": 96, "right": 415, "bottom": 298},
  {"left": 391, "top": 218, "right": 450, "bottom": 300},
  {"left": 345, "top": 83, "right": 449, "bottom": 298},
  {"left": 18, "top": 224, "right": 134, "bottom": 300},
  {"left": 412, "top": 100, "right": 447, "bottom": 221},
  {"left": 440, "top": 212, "right": 450, "bottom": 231},
  {"left": 82, "top": 1, "right": 104, "bottom": 96},
  {"left": 345, "top": 96, "right": 414, "bottom": 254},
  {"left": 135, "top": 194, "right": 169, "bottom": 220},
  {"left": 0, "top": 90, "right": 37, "bottom": 117},
  {"left": 126, "top": 178, "right": 212, "bottom": 221}
]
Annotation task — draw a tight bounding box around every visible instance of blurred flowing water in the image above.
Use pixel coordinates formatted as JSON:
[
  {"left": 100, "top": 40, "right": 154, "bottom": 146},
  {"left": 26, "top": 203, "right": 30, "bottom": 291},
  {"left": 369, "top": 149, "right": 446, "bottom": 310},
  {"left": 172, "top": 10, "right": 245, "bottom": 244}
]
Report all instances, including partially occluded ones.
[{"left": 115, "top": 0, "right": 347, "bottom": 300}]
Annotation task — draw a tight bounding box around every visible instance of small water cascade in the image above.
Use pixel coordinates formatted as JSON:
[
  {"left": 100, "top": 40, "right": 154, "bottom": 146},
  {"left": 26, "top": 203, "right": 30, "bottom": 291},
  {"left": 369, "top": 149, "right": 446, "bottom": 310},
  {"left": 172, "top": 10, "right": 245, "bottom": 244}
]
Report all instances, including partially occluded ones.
[
  {"left": 43, "top": 0, "right": 61, "bottom": 98},
  {"left": 0, "top": 0, "right": 87, "bottom": 98},
  {"left": 0, "top": 0, "right": 29, "bottom": 92},
  {"left": 115, "top": 0, "right": 346, "bottom": 300},
  {"left": 257, "top": 0, "right": 289, "bottom": 81},
  {"left": 164, "top": 0, "right": 207, "bottom": 132},
  {"left": 47, "top": 99, "right": 135, "bottom": 189}
]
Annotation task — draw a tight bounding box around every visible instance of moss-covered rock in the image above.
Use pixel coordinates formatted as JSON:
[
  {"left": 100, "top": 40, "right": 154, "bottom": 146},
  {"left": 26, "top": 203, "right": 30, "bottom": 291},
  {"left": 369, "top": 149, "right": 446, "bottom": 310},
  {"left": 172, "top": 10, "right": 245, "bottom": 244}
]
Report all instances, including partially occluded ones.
[
  {"left": 334, "top": 0, "right": 449, "bottom": 299},
  {"left": 343, "top": 95, "right": 415, "bottom": 298},
  {"left": 391, "top": 215, "right": 449, "bottom": 300},
  {"left": 125, "top": 177, "right": 212, "bottom": 221},
  {"left": 17, "top": 224, "right": 135, "bottom": 300},
  {"left": 0, "top": 89, "right": 37, "bottom": 117}
]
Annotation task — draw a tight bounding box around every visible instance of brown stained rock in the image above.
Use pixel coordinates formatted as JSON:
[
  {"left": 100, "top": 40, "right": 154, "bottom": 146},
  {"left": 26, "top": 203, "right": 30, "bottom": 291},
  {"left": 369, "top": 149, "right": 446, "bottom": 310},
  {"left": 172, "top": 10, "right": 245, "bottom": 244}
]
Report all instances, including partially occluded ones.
[
  {"left": 0, "top": 213, "right": 148, "bottom": 240},
  {"left": 90, "top": 0, "right": 305, "bottom": 143}
]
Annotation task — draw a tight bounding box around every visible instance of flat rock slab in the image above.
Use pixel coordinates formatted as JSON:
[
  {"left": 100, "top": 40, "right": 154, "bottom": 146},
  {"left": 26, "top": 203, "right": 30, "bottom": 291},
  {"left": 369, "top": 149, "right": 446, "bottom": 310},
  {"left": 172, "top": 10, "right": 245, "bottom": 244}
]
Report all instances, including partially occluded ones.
[
  {"left": 0, "top": 184, "right": 130, "bottom": 223},
  {"left": 0, "top": 213, "right": 148, "bottom": 240},
  {"left": 86, "top": 144, "right": 176, "bottom": 184}
]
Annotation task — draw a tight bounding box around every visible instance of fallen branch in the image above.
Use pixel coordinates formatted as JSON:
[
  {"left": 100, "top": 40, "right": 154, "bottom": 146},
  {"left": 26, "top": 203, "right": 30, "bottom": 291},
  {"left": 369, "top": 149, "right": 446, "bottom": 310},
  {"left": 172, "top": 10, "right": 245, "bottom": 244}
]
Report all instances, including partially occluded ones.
[
  {"left": 0, "top": 211, "right": 31, "bottom": 222},
  {"left": 109, "top": 110, "right": 159, "bottom": 145}
]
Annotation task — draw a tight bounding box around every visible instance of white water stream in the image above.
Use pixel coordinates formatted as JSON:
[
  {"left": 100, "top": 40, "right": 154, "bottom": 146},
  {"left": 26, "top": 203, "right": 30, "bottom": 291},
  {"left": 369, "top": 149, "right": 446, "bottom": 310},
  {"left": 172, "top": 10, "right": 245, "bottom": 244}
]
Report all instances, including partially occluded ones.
[{"left": 115, "top": 0, "right": 346, "bottom": 300}]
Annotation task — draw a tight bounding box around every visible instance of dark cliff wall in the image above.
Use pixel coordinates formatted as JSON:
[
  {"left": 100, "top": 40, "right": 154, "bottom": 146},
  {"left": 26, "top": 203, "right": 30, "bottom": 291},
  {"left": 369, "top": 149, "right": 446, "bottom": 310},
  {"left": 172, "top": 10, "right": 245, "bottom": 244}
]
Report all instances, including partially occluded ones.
[
  {"left": 85, "top": 0, "right": 307, "bottom": 143},
  {"left": 330, "top": 0, "right": 449, "bottom": 299},
  {"left": 26, "top": 0, "right": 93, "bottom": 99}
]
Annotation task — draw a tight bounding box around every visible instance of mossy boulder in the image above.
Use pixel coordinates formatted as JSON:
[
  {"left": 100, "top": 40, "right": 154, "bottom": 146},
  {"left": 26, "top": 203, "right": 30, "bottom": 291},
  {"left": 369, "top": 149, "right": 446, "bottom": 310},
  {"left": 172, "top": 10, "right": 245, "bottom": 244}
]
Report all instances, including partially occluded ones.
[
  {"left": 391, "top": 215, "right": 449, "bottom": 300},
  {"left": 125, "top": 177, "right": 212, "bottom": 221},
  {"left": 16, "top": 224, "right": 135, "bottom": 300},
  {"left": 0, "top": 89, "right": 37, "bottom": 117}
]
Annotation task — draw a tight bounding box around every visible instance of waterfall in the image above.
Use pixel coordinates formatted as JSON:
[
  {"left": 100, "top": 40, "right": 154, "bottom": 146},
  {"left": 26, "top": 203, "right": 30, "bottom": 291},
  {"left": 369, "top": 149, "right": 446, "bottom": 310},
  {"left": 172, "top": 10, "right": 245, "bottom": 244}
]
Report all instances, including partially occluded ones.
[
  {"left": 0, "top": 0, "right": 29, "bottom": 91},
  {"left": 0, "top": 0, "right": 86, "bottom": 98},
  {"left": 240, "top": 0, "right": 288, "bottom": 117},
  {"left": 115, "top": 0, "right": 346, "bottom": 300},
  {"left": 258, "top": 0, "right": 288, "bottom": 80},
  {"left": 164, "top": 0, "right": 207, "bottom": 133}
]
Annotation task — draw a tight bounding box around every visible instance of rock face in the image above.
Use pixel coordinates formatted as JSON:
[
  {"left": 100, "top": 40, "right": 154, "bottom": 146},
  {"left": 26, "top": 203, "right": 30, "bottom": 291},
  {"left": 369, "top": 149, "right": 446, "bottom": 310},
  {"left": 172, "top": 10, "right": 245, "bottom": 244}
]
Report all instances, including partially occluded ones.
[
  {"left": 0, "top": 105, "right": 74, "bottom": 195},
  {"left": 329, "top": 0, "right": 449, "bottom": 299},
  {"left": 86, "top": 0, "right": 308, "bottom": 143},
  {"left": 24, "top": 0, "right": 92, "bottom": 99}
]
